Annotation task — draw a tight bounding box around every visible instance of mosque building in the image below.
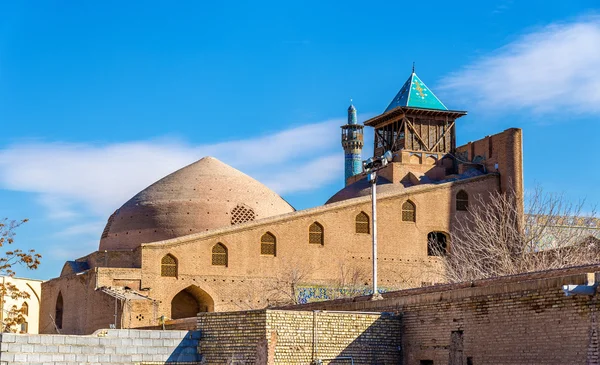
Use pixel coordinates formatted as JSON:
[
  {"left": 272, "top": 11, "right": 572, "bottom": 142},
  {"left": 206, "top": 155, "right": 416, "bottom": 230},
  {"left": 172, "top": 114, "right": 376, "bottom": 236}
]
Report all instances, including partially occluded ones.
[{"left": 39, "top": 70, "right": 523, "bottom": 335}]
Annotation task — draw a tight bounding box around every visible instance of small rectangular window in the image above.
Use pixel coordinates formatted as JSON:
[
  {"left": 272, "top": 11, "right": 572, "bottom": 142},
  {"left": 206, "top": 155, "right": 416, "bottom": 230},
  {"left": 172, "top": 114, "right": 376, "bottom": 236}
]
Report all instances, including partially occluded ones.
[{"left": 420, "top": 361, "right": 434, "bottom": 365}]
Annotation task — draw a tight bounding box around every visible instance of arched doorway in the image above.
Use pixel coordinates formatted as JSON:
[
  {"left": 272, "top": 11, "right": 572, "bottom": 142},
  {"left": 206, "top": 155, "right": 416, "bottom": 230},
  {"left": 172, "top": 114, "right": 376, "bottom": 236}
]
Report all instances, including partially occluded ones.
[{"left": 170, "top": 285, "right": 214, "bottom": 320}]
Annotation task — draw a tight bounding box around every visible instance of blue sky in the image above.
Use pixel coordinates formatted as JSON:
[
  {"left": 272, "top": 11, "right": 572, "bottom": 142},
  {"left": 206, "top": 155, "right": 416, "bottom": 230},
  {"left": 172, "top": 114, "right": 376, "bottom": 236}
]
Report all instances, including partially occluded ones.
[{"left": 1, "top": 1, "right": 599, "bottom": 280}]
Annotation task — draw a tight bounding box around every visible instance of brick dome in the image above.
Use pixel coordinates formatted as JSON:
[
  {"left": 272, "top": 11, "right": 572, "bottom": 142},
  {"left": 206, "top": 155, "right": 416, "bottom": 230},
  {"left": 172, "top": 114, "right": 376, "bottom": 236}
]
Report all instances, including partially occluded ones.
[{"left": 99, "top": 157, "right": 295, "bottom": 251}]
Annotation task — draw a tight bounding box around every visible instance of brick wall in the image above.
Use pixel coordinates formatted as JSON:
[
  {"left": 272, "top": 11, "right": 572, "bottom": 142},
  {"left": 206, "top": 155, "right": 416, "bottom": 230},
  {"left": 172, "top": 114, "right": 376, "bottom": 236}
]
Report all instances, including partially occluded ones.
[
  {"left": 456, "top": 128, "right": 523, "bottom": 199},
  {"left": 0, "top": 329, "right": 201, "bottom": 365},
  {"left": 196, "top": 309, "right": 401, "bottom": 364},
  {"left": 284, "top": 264, "right": 600, "bottom": 365}
]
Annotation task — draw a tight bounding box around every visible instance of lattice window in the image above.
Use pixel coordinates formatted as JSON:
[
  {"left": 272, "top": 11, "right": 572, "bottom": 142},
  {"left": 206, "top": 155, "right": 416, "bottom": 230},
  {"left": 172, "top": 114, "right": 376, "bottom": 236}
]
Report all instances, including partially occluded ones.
[
  {"left": 212, "top": 243, "right": 228, "bottom": 266},
  {"left": 427, "top": 232, "right": 448, "bottom": 256},
  {"left": 309, "top": 222, "right": 324, "bottom": 245},
  {"left": 160, "top": 254, "right": 177, "bottom": 277},
  {"left": 22, "top": 302, "right": 28, "bottom": 316},
  {"left": 231, "top": 204, "right": 256, "bottom": 225},
  {"left": 355, "top": 212, "right": 370, "bottom": 234},
  {"left": 261, "top": 232, "right": 276, "bottom": 256},
  {"left": 100, "top": 210, "right": 118, "bottom": 239},
  {"left": 402, "top": 201, "right": 416, "bottom": 222},
  {"left": 456, "top": 190, "right": 469, "bottom": 211}
]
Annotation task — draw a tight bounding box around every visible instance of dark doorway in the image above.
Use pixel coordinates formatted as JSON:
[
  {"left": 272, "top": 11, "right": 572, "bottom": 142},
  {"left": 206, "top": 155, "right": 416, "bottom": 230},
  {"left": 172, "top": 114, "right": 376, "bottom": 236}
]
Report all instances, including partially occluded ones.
[
  {"left": 55, "top": 292, "right": 64, "bottom": 329},
  {"left": 170, "top": 285, "right": 214, "bottom": 320},
  {"left": 449, "top": 330, "right": 464, "bottom": 365},
  {"left": 428, "top": 232, "right": 448, "bottom": 256}
]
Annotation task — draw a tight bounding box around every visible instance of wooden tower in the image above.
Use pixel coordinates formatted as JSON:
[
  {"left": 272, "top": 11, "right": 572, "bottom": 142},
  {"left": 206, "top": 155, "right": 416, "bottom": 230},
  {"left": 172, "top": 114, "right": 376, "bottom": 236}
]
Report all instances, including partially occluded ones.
[{"left": 364, "top": 71, "right": 467, "bottom": 159}]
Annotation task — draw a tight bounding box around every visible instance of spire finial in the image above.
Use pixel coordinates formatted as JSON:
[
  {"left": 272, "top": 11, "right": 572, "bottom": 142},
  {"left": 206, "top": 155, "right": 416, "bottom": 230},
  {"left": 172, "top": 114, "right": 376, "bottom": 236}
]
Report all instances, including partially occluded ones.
[{"left": 412, "top": 62, "right": 415, "bottom": 73}]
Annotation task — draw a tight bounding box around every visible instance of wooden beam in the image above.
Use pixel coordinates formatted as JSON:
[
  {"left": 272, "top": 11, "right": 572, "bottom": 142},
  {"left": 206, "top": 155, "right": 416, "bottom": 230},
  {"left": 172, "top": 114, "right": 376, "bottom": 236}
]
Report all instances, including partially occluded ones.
[
  {"left": 404, "top": 117, "right": 431, "bottom": 152},
  {"left": 430, "top": 120, "right": 455, "bottom": 152}
]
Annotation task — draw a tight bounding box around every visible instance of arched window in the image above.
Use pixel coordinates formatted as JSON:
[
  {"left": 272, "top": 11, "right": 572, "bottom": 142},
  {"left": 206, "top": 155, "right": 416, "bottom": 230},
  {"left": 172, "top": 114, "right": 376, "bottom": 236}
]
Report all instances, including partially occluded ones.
[
  {"left": 309, "top": 222, "right": 324, "bottom": 245},
  {"left": 427, "top": 232, "right": 448, "bottom": 256},
  {"left": 161, "top": 254, "right": 177, "bottom": 277},
  {"left": 456, "top": 190, "right": 469, "bottom": 211},
  {"left": 355, "top": 212, "right": 370, "bottom": 234},
  {"left": 212, "top": 243, "right": 228, "bottom": 266},
  {"left": 261, "top": 232, "right": 276, "bottom": 256},
  {"left": 402, "top": 201, "right": 416, "bottom": 222},
  {"left": 55, "top": 292, "right": 63, "bottom": 330},
  {"left": 22, "top": 302, "right": 29, "bottom": 316}
]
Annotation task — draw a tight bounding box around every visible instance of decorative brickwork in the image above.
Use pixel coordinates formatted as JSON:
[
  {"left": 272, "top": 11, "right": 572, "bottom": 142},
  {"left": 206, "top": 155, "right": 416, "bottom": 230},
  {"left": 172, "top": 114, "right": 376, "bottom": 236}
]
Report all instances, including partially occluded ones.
[
  {"left": 309, "top": 222, "right": 324, "bottom": 245},
  {"left": 402, "top": 200, "right": 416, "bottom": 222},
  {"left": 211, "top": 243, "right": 227, "bottom": 266},
  {"left": 260, "top": 232, "right": 276, "bottom": 256},
  {"left": 231, "top": 204, "right": 256, "bottom": 225},
  {"left": 355, "top": 212, "right": 370, "bottom": 234},
  {"left": 160, "top": 254, "right": 177, "bottom": 277}
]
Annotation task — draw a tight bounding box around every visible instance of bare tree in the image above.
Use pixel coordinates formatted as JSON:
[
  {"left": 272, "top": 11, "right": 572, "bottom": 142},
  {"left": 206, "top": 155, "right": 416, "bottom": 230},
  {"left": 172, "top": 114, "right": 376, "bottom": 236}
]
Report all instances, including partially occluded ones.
[
  {"left": 330, "top": 261, "right": 369, "bottom": 299},
  {"left": 0, "top": 218, "right": 42, "bottom": 332},
  {"left": 265, "top": 263, "right": 309, "bottom": 306},
  {"left": 430, "top": 186, "right": 600, "bottom": 283}
]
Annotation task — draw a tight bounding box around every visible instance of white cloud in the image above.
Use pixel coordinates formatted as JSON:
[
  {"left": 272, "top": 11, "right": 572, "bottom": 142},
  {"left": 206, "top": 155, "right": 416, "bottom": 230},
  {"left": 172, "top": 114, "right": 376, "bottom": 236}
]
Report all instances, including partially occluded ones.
[
  {"left": 440, "top": 18, "right": 600, "bottom": 114},
  {"left": 261, "top": 154, "right": 343, "bottom": 194},
  {"left": 0, "top": 119, "right": 343, "bottom": 218}
]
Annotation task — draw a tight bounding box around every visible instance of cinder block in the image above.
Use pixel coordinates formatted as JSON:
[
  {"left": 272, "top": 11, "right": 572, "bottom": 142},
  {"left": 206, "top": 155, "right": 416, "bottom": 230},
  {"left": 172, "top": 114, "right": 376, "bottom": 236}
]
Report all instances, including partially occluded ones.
[
  {"left": 20, "top": 344, "right": 33, "bottom": 352},
  {"left": 14, "top": 335, "right": 28, "bottom": 344},
  {"left": 13, "top": 353, "right": 28, "bottom": 362},
  {"left": 52, "top": 336, "right": 66, "bottom": 344},
  {"left": 27, "top": 335, "right": 41, "bottom": 344}
]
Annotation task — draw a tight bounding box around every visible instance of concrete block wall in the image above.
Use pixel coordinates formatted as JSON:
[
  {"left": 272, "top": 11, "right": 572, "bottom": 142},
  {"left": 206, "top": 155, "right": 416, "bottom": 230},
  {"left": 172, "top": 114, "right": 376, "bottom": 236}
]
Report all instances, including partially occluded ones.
[
  {"left": 0, "top": 329, "right": 201, "bottom": 365},
  {"left": 197, "top": 309, "right": 401, "bottom": 364}
]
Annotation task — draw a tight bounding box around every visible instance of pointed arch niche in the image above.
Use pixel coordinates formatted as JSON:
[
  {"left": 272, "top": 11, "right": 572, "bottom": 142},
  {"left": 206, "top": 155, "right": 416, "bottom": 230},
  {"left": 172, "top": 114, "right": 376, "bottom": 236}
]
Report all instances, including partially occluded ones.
[
  {"left": 161, "top": 254, "right": 178, "bottom": 277},
  {"left": 170, "top": 285, "right": 214, "bottom": 320},
  {"left": 402, "top": 200, "right": 416, "bottom": 222},
  {"left": 261, "top": 232, "right": 276, "bottom": 256},
  {"left": 309, "top": 222, "right": 324, "bottom": 245},
  {"left": 212, "top": 243, "right": 228, "bottom": 266},
  {"left": 355, "top": 212, "right": 370, "bottom": 234},
  {"left": 55, "top": 292, "right": 64, "bottom": 330}
]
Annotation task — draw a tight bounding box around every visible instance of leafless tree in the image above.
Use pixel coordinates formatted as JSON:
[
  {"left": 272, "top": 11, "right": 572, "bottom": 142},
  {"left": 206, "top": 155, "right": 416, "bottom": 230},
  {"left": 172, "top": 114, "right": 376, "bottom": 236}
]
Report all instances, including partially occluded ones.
[
  {"left": 0, "top": 218, "right": 42, "bottom": 332},
  {"left": 264, "top": 262, "right": 309, "bottom": 306},
  {"left": 430, "top": 186, "right": 600, "bottom": 283},
  {"left": 330, "top": 261, "right": 369, "bottom": 299}
]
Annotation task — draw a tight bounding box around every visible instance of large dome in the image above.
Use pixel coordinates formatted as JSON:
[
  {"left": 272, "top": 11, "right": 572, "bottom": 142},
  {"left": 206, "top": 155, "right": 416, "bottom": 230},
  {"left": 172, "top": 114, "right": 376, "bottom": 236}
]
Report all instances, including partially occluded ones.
[{"left": 99, "top": 157, "right": 295, "bottom": 251}]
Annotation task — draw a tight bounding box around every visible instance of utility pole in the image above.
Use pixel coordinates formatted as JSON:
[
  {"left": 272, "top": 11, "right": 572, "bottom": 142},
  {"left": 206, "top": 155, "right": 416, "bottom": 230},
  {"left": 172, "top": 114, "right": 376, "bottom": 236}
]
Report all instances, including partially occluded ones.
[{"left": 362, "top": 151, "right": 393, "bottom": 300}]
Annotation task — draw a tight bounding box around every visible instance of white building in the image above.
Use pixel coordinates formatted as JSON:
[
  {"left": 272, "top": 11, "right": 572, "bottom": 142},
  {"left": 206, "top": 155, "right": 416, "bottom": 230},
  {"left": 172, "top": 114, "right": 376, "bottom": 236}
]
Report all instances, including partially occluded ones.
[{"left": 1, "top": 276, "right": 42, "bottom": 334}]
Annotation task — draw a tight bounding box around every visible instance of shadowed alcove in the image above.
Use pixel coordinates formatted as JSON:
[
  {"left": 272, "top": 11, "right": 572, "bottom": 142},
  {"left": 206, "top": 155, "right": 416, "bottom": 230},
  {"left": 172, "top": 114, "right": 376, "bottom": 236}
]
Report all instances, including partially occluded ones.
[{"left": 171, "top": 285, "right": 214, "bottom": 319}]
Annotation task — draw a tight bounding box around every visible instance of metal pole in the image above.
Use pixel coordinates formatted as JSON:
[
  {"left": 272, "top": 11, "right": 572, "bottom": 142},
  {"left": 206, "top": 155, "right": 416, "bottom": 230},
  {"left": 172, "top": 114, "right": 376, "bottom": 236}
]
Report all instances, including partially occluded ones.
[{"left": 371, "top": 172, "right": 382, "bottom": 300}]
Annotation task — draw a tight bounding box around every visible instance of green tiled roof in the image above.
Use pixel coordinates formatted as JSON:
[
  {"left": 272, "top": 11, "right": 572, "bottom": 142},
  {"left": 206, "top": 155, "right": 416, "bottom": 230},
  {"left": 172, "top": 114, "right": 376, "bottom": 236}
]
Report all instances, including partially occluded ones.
[{"left": 384, "top": 72, "right": 448, "bottom": 112}]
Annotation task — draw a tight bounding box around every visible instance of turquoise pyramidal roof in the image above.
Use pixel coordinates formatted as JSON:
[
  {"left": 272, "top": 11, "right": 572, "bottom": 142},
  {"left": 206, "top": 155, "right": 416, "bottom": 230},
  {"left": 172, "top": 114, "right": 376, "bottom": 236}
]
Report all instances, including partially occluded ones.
[{"left": 384, "top": 72, "right": 448, "bottom": 112}]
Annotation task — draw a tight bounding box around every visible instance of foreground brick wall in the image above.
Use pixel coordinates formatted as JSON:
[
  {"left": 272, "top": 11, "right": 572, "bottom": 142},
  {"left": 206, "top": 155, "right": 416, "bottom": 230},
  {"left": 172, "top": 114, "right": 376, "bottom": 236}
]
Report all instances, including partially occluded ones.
[
  {"left": 0, "top": 329, "right": 201, "bottom": 365},
  {"left": 197, "top": 309, "right": 401, "bottom": 364},
  {"left": 285, "top": 265, "right": 600, "bottom": 365}
]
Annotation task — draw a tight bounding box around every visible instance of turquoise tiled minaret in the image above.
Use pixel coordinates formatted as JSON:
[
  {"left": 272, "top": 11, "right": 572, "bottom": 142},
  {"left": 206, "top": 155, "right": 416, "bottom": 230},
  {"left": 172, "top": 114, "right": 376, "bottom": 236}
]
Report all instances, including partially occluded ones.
[{"left": 341, "top": 102, "right": 364, "bottom": 185}]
